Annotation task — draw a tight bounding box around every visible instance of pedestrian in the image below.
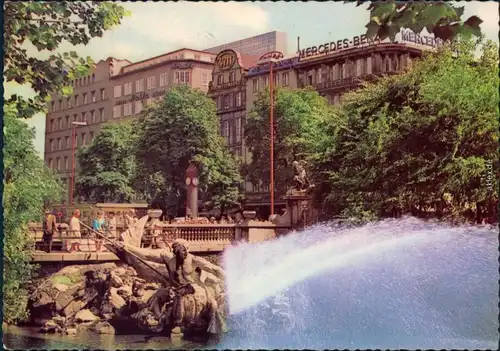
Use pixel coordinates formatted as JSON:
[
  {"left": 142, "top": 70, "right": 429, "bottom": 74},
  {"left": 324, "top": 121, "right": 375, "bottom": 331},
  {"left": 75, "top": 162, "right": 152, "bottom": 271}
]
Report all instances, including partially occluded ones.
[
  {"left": 107, "top": 212, "right": 117, "bottom": 238},
  {"left": 92, "top": 211, "right": 105, "bottom": 251},
  {"left": 68, "top": 209, "right": 82, "bottom": 252},
  {"left": 42, "top": 209, "right": 57, "bottom": 253}
]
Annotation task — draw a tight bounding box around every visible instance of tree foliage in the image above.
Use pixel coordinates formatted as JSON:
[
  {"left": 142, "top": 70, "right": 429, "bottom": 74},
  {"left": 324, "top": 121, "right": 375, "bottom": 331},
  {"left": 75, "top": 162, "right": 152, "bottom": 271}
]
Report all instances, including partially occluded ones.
[
  {"left": 245, "top": 87, "right": 333, "bottom": 195},
  {"left": 314, "top": 38, "right": 498, "bottom": 222},
  {"left": 135, "top": 86, "right": 243, "bottom": 217},
  {"left": 76, "top": 121, "right": 139, "bottom": 203},
  {"left": 3, "top": 107, "right": 65, "bottom": 323},
  {"left": 354, "top": 1, "right": 483, "bottom": 42},
  {"left": 4, "top": 1, "right": 130, "bottom": 118}
]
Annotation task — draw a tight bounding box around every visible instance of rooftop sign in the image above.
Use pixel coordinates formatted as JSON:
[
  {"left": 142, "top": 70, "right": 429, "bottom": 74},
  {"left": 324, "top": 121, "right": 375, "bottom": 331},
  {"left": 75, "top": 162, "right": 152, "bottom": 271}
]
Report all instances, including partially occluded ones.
[{"left": 215, "top": 50, "right": 237, "bottom": 71}]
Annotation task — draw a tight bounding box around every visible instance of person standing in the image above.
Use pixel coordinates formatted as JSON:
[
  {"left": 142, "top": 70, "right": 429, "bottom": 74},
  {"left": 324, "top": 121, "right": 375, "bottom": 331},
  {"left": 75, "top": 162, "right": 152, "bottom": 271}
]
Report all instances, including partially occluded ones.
[
  {"left": 107, "top": 212, "right": 117, "bottom": 238},
  {"left": 92, "top": 211, "right": 106, "bottom": 251},
  {"left": 42, "top": 209, "right": 57, "bottom": 253},
  {"left": 68, "top": 209, "right": 82, "bottom": 252}
]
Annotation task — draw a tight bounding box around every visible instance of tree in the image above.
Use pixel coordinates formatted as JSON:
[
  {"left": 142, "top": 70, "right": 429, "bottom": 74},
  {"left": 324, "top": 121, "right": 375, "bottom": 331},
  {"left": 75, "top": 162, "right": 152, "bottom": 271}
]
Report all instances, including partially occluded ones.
[
  {"left": 353, "top": 1, "right": 483, "bottom": 42},
  {"left": 135, "top": 86, "right": 243, "bottom": 217},
  {"left": 315, "top": 38, "right": 499, "bottom": 222},
  {"left": 3, "top": 107, "right": 65, "bottom": 323},
  {"left": 4, "top": 1, "right": 130, "bottom": 119},
  {"left": 245, "top": 87, "right": 333, "bottom": 195},
  {"left": 76, "top": 120, "right": 139, "bottom": 203}
]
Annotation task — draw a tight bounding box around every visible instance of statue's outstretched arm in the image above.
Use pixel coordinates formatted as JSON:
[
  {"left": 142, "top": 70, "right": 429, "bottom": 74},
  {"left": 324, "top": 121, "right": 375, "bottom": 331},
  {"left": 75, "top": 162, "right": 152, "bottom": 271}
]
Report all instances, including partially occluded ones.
[
  {"left": 192, "top": 256, "right": 225, "bottom": 280},
  {"left": 122, "top": 243, "right": 173, "bottom": 263}
]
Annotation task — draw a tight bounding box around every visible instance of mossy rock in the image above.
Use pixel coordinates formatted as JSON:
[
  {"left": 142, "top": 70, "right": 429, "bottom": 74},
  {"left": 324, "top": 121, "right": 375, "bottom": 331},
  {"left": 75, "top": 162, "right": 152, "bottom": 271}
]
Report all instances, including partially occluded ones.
[{"left": 50, "top": 272, "right": 82, "bottom": 286}]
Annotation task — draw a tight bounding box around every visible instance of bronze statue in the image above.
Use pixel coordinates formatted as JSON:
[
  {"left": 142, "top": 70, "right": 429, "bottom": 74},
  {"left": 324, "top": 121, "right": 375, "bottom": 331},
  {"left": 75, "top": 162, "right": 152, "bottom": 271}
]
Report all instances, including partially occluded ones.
[{"left": 292, "top": 160, "right": 311, "bottom": 191}]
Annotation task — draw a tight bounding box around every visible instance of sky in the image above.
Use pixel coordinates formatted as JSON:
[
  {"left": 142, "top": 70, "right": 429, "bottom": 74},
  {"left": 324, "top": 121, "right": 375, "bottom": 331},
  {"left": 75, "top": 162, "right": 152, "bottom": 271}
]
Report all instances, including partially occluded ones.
[{"left": 5, "top": 1, "right": 499, "bottom": 157}]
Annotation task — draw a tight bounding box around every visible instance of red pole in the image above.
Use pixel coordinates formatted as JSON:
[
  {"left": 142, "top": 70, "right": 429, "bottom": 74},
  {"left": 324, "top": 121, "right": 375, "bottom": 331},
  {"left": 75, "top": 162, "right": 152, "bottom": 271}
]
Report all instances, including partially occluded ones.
[
  {"left": 70, "top": 125, "right": 76, "bottom": 205},
  {"left": 269, "top": 61, "right": 275, "bottom": 216}
]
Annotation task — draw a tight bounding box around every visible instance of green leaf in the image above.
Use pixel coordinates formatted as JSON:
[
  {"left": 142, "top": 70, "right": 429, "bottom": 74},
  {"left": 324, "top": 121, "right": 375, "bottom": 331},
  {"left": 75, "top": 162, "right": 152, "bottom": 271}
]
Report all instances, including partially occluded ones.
[
  {"left": 366, "top": 20, "right": 380, "bottom": 39},
  {"left": 371, "top": 2, "right": 397, "bottom": 21}
]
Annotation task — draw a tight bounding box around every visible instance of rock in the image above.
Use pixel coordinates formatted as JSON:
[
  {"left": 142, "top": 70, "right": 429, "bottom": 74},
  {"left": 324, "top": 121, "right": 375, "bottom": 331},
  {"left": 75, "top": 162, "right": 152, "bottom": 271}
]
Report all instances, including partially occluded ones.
[
  {"left": 144, "top": 282, "right": 160, "bottom": 290},
  {"left": 110, "top": 274, "right": 124, "bottom": 288},
  {"left": 113, "top": 267, "right": 128, "bottom": 276},
  {"left": 64, "top": 328, "right": 77, "bottom": 335},
  {"left": 40, "top": 319, "right": 62, "bottom": 333},
  {"left": 61, "top": 299, "right": 85, "bottom": 318},
  {"left": 109, "top": 288, "right": 126, "bottom": 309},
  {"left": 117, "top": 286, "right": 133, "bottom": 301},
  {"left": 74, "top": 309, "right": 100, "bottom": 323},
  {"left": 52, "top": 316, "right": 66, "bottom": 328},
  {"left": 53, "top": 283, "right": 70, "bottom": 292},
  {"left": 91, "top": 321, "right": 115, "bottom": 335}
]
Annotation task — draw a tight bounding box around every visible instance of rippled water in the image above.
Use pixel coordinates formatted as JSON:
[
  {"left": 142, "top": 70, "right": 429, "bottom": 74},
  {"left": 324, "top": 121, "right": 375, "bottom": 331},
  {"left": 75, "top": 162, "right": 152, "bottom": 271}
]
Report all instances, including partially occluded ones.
[{"left": 220, "top": 217, "right": 499, "bottom": 349}]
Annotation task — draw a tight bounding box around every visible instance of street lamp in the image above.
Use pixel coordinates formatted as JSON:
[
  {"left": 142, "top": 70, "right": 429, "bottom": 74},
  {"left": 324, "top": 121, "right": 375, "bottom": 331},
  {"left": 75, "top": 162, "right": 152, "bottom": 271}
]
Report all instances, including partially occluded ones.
[
  {"left": 256, "top": 55, "right": 279, "bottom": 216},
  {"left": 70, "top": 121, "right": 87, "bottom": 205}
]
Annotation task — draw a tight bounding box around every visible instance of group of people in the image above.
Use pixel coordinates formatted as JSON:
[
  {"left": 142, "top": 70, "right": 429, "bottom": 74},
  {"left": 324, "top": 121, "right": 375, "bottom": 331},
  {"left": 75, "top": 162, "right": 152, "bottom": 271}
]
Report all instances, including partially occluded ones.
[{"left": 42, "top": 208, "right": 139, "bottom": 253}]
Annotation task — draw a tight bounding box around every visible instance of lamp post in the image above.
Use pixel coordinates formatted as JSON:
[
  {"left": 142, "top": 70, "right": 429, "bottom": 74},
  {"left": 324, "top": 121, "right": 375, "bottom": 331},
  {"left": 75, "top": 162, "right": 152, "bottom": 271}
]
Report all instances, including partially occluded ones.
[
  {"left": 70, "top": 121, "right": 87, "bottom": 205},
  {"left": 256, "top": 54, "right": 280, "bottom": 216}
]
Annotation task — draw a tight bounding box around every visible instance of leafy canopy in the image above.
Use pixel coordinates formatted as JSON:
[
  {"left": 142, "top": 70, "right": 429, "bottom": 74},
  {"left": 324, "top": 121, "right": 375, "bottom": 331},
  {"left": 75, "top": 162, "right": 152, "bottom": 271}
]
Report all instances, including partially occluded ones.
[
  {"left": 3, "top": 106, "right": 65, "bottom": 323},
  {"left": 353, "top": 1, "right": 483, "bottom": 42},
  {"left": 76, "top": 120, "right": 139, "bottom": 203},
  {"left": 245, "top": 87, "right": 333, "bottom": 195},
  {"left": 4, "top": 1, "right": 130, "bottom": 118},
  {"left": 135, "top": 85, "right": 243, "bottom": 217}
]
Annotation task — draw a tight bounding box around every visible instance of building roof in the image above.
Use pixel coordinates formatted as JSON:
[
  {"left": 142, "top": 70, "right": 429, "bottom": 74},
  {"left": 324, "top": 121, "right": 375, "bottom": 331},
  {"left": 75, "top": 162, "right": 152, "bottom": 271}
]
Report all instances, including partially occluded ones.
[{"left": 238, "top": 53, "right": 260, "bottom": 69}]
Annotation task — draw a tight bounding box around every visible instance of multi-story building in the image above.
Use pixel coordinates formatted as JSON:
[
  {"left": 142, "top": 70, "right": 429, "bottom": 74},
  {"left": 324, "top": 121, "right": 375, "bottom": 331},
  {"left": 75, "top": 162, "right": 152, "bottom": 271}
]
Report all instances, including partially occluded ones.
[
  {"left": 204, "top": 31, "right": 288, "bottom": 57},
  {"left": 208, "top": 49, "right": 258, "bottom": 158},
  {"left": 109, "top": 48, "right": 216, "bottom": 121},
  {"left": 44, "top": 57, "right": 131, "bottom": 202}
]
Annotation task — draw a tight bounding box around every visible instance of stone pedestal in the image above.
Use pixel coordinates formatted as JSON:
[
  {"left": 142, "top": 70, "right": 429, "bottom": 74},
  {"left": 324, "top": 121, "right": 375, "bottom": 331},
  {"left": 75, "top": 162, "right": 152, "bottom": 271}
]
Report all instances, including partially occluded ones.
[{"left": 272, "top": 190, "right": 317, "bottom": 230}]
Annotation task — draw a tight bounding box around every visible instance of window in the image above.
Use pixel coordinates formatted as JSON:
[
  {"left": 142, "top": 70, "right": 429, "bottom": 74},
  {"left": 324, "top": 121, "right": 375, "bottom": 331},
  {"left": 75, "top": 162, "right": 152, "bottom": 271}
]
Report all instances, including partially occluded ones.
[
  {"left": 51, "top": 101, "right": 55, "bottom": 112},
  {"left": 82, "top": 133, "right": 87, "bottom": 146},
  {"left": 216, "top": 96, "right": 222, "bottom": 110},
  {"left": 235, "top": 118, "right": 241, "bottom": 143},
  {"left": 64, "top": 116, "right": 69, "bottom": 128},
  {"left": 48, "top": 158, "right": 53, "bottom": 169},
  {"left": 147, "top": 76, "right": 156, "bottom": 90},
  {"left": 49, "top": 139, "right": 54, "bottom": 151},
  {"left": 134, "top": 101, "right": 143, "bottom": 114},
  {"left": 229, "top": 71, "right": 235, "bottom": 82},
  {"left": 159, "top": 73, "right": 168, "bottom": 87},
  {"left": 67, "top": 97, "right": 72, "bottom": 108},
  {"left": 57, "top": 138, "right": 62, "bottom": 150},
  {"left": 83, "top": 93, "right": 88, "bottom": 104},
  {"left": 123, "top": 103, "right": 132, "bottom": 116},
  {"left": 91, "top": 110, "right": 96, "bottom": 123},
  {"left": 234, "top": 147, "right": 242, "bottom": 157},
  {"left": 50, "top": 119, "right": 56, "bottom": 132},
  {"left": 253, "top": 79, "right": 259, "bottom": 92},
  {"left": 235, "top": 92, "right": 242, "bottom": 107},
  {"left": 58, "top": 99, "right": 63, "bottom": 110},
  {"left": 99, "top": 108, "right": 105, "bottom": 122},
  {"left": 56, "top": 158, "right": 61, "bottom": 171},
  {"left": 201, "top": 72, "right": 209, "bottom": 86},
  {"left": 65, "top": 136, "right": 70, "bottom": 148},
  {"left": 124, "top": 82, "right": 133, "bottom": 95},
  {"left": 82, "top": 111, "right": 87, "bottom": 124},
  {"left": 217, "top": 75, "right": 223, "bottom": 85},
  {"left": 73, "top": 114, "right": 77, "bottom": 122},
  {"left": 223, "top": 94, "right": 230, "bottom": 109},
  {"left": 92, "top": 73, "right": 95, "bottom": 82},
  {"left": 174, "top": 71, "right": 190, "bottom": 84},
  {"left": 64, "top": 157, "right": 69, "bottom": 170},
  {"left": 75, "top": 94, "right": 79, "bottom": 106},
  {"left": 222, "top": 121, "right": 229, "bottom": 141},
  {"left": 114, "top": 85, "right": 122, "bottom": 98},
  {"left": 146, "top": 97, "right": 153, "bottom": 106},
  {"left": 264, "top": 76, "right": 269, "bottom": 87},
  {"left": 91, "top": 91, "right": 96, "bottom": 102},
  {"left": 100, "top": 88, "right": 106, "bottom": 100},
  {"left": 113, "top": 106, "right": 121, "bottom": 118},
  {"left": 274, "top": 74, "right": 279, "bottom": 86},
  {"left": 90, "top": 132, "right": 94, "bottom": 142}
]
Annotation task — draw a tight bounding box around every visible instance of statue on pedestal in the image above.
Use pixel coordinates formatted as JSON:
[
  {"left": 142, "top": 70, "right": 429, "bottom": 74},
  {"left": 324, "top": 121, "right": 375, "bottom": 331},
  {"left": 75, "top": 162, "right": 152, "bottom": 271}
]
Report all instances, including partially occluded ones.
[{"left": 292, "top": 160, "right": 312, "bottom": 192}]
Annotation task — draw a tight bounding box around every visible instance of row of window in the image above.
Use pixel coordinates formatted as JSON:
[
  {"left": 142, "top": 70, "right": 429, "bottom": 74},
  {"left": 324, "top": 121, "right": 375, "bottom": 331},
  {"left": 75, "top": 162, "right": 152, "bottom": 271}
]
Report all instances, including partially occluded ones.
[
  {"left": 112, "top": 96, "right": 162, "bottom": 118},
  {"left": 113, "top": 71, "right": 209, "bottom": 98},
  {"left": 71, "top": 74, "right": 96, "bottom": 87},
  {"left": 215, "top": 71, "right": 237, "bottom": 85},
  {"left": 51, "top": 88, "right": 106, "bottom": 112},
  {"left": 221, "top": 118, "right": 242, "bottom": 145},
  {"left": 49, "top": 131, "right": 94, "bottom": 152},
  {"left": 48, "top": 157, "right": 70, "bottom": 171},
  {"left": 252, "top": 72, "right": 290, "bottom": 93},
  {"left": 215, "top": 92, "right": 243, "bottom": 110},
  {"left": 50, "top": 109, "right": 106, "bottom": 132}
]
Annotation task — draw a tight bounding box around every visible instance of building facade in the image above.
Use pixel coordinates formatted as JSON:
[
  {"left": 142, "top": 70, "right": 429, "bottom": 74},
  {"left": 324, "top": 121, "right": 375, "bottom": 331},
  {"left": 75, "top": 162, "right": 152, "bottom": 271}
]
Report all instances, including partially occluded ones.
[
  {"left": 109, "top": 48, "right": 216, "bottom": 121},
  {"left": 204, "top": 31, "right": 288, "bottom": 57},
  {"left": 44, "top": 57, "right": 131, "bottom": 202}
]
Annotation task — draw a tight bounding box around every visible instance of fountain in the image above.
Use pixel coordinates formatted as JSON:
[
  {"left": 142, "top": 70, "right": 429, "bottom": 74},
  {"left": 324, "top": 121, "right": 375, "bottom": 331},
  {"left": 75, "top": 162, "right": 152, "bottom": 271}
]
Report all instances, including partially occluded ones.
[{"left": 219, "top": 217, "right": 498, "bottom": 350}]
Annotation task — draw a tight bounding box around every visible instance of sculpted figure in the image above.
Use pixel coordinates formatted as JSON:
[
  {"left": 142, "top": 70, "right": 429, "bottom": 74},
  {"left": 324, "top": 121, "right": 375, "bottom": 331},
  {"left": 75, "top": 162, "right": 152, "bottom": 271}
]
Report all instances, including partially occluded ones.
[
  {"left": 292, "top": 160, "right": 311, "bottom": 191},
  {"left": 112, "top": 238, "right": 227, "bottom": 335}
]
